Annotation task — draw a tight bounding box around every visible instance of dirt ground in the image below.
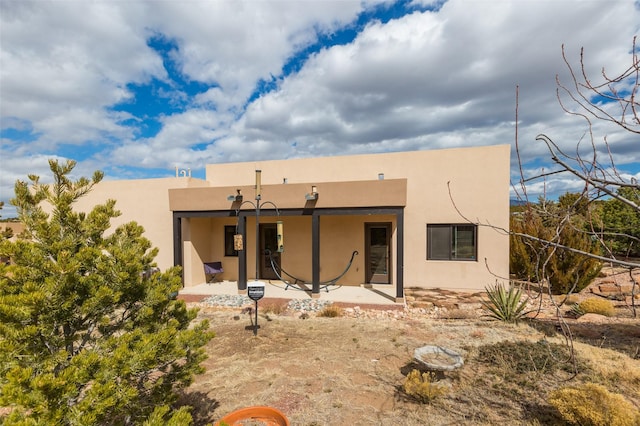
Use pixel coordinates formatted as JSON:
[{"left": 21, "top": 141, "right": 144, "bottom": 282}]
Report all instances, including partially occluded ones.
[{"left": 181, "top": 298, "right": 640, "bottom": 426}]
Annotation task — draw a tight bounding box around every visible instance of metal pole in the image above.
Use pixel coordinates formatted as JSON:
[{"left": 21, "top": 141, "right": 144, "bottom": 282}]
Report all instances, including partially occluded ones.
[
  {"left": 254, "top": 300, "right": 259, "bottom": 336},
  {"left": 255, "top": 170, "right": 261, "bottom": 281},
  {"left": 255, "top": 204, "right": 260, "bottom": 280}
]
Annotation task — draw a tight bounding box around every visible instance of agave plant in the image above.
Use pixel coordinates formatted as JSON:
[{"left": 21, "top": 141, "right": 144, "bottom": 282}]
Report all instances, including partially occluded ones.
[{"left": 482, "top": 282, "right": 529, "bottom": 323}]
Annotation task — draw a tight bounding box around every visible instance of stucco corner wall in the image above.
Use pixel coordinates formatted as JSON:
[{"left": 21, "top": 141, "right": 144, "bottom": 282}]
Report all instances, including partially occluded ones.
[
  {"left": 75, "top": 177, "right": 209, "bottom": 271},
  {"left": 401, "top": 144, "right": 511, "bottom": 291},
  {"left": 70, "top": 144, "right": 510, "bottom": 293}
]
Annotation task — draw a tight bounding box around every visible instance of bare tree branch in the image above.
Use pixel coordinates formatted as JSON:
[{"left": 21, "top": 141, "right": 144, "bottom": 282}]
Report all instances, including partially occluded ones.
[{"left": 536, "top": 134, "right": 640, "bottom": 211}]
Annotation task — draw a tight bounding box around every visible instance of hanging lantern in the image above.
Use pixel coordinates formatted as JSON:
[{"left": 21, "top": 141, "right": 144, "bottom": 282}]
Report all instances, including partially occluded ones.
[
  {"left": 276, "top": 220, "right": 284, "bottom": 252},
  {"left": 234, "top": 234, "right": 244, "bottom": 251}
]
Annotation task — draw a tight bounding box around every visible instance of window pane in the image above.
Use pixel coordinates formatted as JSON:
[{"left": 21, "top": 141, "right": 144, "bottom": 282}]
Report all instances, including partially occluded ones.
[
  {"left": 428, "top": 224, "right": 477, "bottom": 261},
  {"left": 427, "top": 225, "right": 450, "bottom": 260},
  {"left": 224, "top": 226, "right": 238, "bottom": 257},
  {"left": 369, "top": 226, "right": 388, "bottom": 276},
  {"left": 453, "top": 225, "right": 475, "bottom": 260}
]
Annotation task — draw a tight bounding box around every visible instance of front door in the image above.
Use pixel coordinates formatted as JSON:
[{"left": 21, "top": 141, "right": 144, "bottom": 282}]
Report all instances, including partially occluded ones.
[
  {"left": 365, "top": 223, "right": 391, "bottom": 284},
  {"left": 260, "top": 224, "right": 280, "bottom": 280}
]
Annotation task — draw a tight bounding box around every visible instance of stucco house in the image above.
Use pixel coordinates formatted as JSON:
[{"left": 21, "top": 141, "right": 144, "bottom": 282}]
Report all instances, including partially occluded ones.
[{"left": 76, "top": 144, "right": 510, "bottom": 302}]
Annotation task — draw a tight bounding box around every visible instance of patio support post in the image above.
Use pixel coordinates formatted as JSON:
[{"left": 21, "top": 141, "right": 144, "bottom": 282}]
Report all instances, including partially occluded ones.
[
  {"left": 396, "top": 209, "right": 404, "bottom": 301},
  {"left": 172, "top": 214, "right": 183, "bottom": 286},
  {"left": 311, "top": 212, "right": 320, "bottom": 295},
  {"left": 238, "top": 213, "right": 247, "bottom": 291}
]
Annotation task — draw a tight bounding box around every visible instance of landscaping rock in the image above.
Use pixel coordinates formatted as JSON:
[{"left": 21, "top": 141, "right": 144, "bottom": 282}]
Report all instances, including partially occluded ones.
[{"left": 576, "top": 313, "right": 612, "bottom": 323}]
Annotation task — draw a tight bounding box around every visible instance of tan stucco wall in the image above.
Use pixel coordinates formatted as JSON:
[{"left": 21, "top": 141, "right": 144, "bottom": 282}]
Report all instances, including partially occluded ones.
[
  {"left": 75, "top": 145, "right": 510, "bottom": 292},
  {"left": 74, "top": 177, "right": 209, "bottom": 271},
  {"left": 168, "top": 179, "right": 407, "bottom": 211},
  {"left": 202, "top": 145, "right": 510, "bottom": 291},
  {"left": 182, "top": 217, "right": 213, "bottom": 285},
  {"left": 183, "top": 214, "right": 396, "bottom": 286},
  {"left": 0, "top": 222, "right": 25, "bottom": 242}
]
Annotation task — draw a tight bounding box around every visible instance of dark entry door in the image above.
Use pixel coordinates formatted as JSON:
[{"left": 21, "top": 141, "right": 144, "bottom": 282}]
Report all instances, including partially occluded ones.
[
  {"left": 365, "top": 223, "right": 391, "bottom": 284},
  {"left": 260, "top": 224, "right": 280, "bottom": 280}
]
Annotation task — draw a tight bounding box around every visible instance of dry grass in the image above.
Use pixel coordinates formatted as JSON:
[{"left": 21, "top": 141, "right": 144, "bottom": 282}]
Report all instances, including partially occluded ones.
[
  {"left": 317, "top": 305, "right": 343, "bottom": 318},
  {"left": 181, "top": 307, "right": 640, "bottom": 426},
  {"left": 258, "top": 299, "right": 289, "bottom": 316}
]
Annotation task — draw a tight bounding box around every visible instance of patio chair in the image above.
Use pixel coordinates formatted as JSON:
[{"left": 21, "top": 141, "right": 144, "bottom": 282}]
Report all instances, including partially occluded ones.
[{"left": 204, "top": 261, "right": 223, "bottom": 283}]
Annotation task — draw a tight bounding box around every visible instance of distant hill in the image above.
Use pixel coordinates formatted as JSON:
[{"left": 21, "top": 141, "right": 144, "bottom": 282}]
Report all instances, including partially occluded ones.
[{"left": 510, "top": 198, "right": 527, "bottom": 207}]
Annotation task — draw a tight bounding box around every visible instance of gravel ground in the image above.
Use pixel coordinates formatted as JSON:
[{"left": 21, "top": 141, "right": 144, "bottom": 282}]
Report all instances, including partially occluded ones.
[
  {"left": 201, "top": 294, "right": 334, "bottom": 312},
  {"left": 197, "top": 294, "right": 483, "bottom": 320}
]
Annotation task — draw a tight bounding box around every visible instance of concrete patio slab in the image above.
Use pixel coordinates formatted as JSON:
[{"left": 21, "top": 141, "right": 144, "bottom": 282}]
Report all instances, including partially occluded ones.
[{"left": 178, "top": 280, "right": 402, "bottom": 306}]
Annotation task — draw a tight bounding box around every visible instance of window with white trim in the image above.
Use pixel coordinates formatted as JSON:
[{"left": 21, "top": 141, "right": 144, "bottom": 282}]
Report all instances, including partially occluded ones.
[{"left": 427, "top": 224, "right": 477, "bottom": 261}]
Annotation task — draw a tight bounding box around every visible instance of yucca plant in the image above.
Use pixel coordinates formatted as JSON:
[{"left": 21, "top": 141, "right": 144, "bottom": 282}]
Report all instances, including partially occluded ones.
[
  {"left": 482, "top": 282, "right": 529, "bottom": 323},
  {"left": 568, "top": 303, "right": 585, "bottom": 318}
]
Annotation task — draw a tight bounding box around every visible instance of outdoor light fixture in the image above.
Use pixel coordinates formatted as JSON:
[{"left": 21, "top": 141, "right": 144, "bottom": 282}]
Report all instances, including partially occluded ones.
[
  {"left": 227, "top": 189, "right": 243, "bottom": 202},
  {"left": 305, "top": 185, "right": 318, "bottom": 201}
]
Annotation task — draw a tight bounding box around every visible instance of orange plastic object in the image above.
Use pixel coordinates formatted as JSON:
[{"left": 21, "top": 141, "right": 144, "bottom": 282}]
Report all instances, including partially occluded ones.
[{"left": 214, "top": 406, "right": 290, "bottom": 426}]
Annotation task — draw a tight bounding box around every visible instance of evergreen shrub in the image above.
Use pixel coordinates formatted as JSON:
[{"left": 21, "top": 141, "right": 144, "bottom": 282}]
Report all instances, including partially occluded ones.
[
  {"left": 578, "top": 298, "right": 615, "bottom": 317},
  {"left": 549, "top": 383, "right": 640, "bottom": 426},
  {"left": 402, "top": 369, "right": 448, "bottom": 403},
  {"left": 0, "top": 160, "right": 214, "bottom": 424}
]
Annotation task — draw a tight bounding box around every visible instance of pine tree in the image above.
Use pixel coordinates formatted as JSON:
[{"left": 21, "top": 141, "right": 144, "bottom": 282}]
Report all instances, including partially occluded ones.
[
  {"left": 0, "top": 160, "right": 213, "bottom": 425},
  {"left": 0, "top": 202, "right": 14, "bottom": 241},
  {"left": 510, "top": 195, "right": 601, "bottom": 294},
  {"left": 599, "top": 187, "right": 640, "bottom": 258}
]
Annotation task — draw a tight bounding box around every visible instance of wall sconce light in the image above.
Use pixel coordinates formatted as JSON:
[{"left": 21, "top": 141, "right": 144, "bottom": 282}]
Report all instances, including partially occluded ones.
[
  {"left": 305, "top": 185, "right": 318, "bottom": 201},
  {"left": 227, "top": 189, "right": 243, "bottom": 202}
]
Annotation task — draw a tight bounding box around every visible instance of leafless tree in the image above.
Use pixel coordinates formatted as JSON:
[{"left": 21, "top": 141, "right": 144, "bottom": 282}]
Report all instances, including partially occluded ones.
[{"left": 514, "top": 37, "right": 639, "bottom": 319}]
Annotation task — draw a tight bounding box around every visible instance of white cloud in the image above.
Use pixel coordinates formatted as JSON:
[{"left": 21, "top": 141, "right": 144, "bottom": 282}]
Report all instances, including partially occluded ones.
[
  {"left": 0, "top": 0, "right": 165, "bottom": 151},
  {"left": 141, "top": 0, "right": 368, "bottom": 110},
  {"left": 224, "top": 0, "right": 639, "bottom": 185},
  {"left": 1, "top": 0, "right": 639, "bottom": 214}
]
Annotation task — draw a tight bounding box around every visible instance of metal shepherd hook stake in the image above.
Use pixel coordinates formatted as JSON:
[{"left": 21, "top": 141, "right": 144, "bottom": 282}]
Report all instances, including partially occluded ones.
[{"left": 235, "top": 169, "right": 280, "bottom": 336}]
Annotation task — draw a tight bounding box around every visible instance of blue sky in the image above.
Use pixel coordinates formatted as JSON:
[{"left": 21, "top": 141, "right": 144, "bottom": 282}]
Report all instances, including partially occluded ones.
[{"left": 1, "top": 0, "right": 639, "bottom": 217}]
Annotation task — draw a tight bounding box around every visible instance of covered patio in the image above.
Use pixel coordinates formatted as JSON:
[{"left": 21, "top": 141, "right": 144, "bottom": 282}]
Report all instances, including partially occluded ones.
[{"left": 169, "top": 177, "right": 407, "bottom": 301}]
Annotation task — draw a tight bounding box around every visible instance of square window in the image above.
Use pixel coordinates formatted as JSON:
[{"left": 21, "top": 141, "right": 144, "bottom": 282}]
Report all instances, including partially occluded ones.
[{"left": 427, "top": 224, "right": 477, "bottom": 261}]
